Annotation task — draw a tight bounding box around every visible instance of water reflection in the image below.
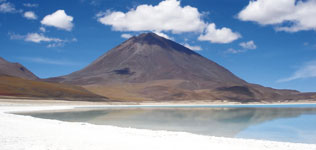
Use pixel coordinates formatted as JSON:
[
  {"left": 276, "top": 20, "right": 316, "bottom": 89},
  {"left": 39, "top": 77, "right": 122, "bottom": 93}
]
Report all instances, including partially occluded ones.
[{"left": 16, "top": 106, "right": 316, "bottom": 143}]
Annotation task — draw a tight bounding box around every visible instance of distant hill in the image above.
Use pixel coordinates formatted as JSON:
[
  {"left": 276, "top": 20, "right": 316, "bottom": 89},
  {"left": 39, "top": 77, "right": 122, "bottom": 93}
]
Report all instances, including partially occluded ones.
[
  {"left": 46, "top": 33, "right": 316, "bottom": 102},
  {"left": 0, "top": 75, "right": 106, "bottom": 101},
  {"left": 0, "top": 57, "right": 38, "bottom": 80},
  {"left": 0, "top": 57, "right": 107, "bottom": 101}
]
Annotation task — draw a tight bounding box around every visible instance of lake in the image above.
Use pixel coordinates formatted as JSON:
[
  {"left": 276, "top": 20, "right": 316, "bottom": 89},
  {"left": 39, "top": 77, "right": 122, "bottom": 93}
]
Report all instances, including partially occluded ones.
[{"left": 16, "top": 104, "right": 316, "bottom": 144}]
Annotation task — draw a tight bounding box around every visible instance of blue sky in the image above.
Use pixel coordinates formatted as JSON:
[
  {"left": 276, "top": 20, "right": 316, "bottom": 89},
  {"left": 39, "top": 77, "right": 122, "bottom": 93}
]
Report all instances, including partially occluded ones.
[{"left": 1, "top": 0, "right": 316, "bottom": 92}]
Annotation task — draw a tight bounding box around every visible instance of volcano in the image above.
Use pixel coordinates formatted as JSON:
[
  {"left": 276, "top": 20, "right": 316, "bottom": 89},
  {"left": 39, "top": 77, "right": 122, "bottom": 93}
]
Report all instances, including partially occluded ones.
[
  {"left": 51, "top": 33, "right": 245, "bottom": 85},
  {"left": 47, "top": 33, "right": 315, "bottom": 101}
]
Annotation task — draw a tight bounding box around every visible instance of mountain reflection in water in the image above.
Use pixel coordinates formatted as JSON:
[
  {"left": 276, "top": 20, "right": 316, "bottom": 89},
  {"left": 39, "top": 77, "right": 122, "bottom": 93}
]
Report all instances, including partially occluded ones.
[{"left": 16, "top": 105, "right": 316, "bottom": 143}]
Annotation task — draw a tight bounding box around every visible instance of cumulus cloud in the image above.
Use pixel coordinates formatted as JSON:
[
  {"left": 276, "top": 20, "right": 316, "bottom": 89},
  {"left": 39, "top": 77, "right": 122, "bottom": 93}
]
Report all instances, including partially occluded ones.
[
  {"left": 97, "top": 0, "right": 206, "bottom": 33},
  {"left": 0, "top": 2, "right": 16, "bottom": 13},
  {"left": 41, "top": 10, "right": 74, "bottom": 31},
  {"left": 23, "top": 11, "right": 37, "bottom": 20},
  {"left": 240, "top": 40, "right": 257, "bottom": 49},
  {"left": 198, "top": 23, "right": 241, "bottom": 44},
  {"left": 121, "top": 33, "right": 132, "bottom": 39},
  {"left": 238, "top": 0, "right": 316, "bottom": 32},
  {"left": 23, "top": 3, "right": 38, "bottom": 8},
  {"left": 183, "top": 43, "right": 202, "bottom": 51},
  {"left": 278, "top": 61, "right": 316, "bottom": 82},
  {"left": 97, "top": 0, "right": 240, "bottom": 44}
]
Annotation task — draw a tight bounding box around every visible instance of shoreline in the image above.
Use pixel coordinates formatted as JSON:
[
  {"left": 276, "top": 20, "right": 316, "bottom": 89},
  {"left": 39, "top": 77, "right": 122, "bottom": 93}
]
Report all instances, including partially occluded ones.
[
  {"left": 1, "top": 98, "right": 316, "bottom": 114},
  {"left": 1, "top": 98, "right": 316, "bottom": 106},
  {"left": 1, "top": 101, "right": 316, "bottom": 150}
]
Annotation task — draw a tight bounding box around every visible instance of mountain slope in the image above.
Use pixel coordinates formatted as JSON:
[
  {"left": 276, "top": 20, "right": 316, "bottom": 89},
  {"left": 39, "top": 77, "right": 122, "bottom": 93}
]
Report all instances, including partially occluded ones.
[
  {"left": 0, "top": 57, "right": 38, "bottom": 80},
  {"left": 0, "top": 57, "right": 107, "bottom": 101},
  {"left": 47, "top": 33, "right": 315, "bottom": 101},
  {"left": 50, "top": 33, "right": 245, "bottom": 85},
  {"left": 0, "top": 75, "right": 106, "bottom": 101}
]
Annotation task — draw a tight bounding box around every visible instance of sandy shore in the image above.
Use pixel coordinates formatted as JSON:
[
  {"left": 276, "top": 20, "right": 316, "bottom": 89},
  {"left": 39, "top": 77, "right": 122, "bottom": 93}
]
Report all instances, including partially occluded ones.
[{"left": 1, "top": 100, "right": 316, "bottom": 150}]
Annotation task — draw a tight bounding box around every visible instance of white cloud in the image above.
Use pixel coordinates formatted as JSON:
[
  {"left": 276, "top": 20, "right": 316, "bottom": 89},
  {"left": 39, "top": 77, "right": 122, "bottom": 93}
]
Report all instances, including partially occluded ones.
[
  {"left": 95, "top": 11, "right": 106, "bottom": 18},
  {"left": 278, "top": 61, "right": 316, "bottom": 82},
  {"left": 41, "top": 10, "right": 74, "bottom": 31},
  {"left": 226, "top": 40, "right": 256, "bottom": 54},
  {"left": 89, "top": 0, "right": 99, "bottom": 6},
  {"left": 71, "top": 38, "right": 78, "bottom": 42},
  {"left": 23, "top": 11, "right": 37, "bottom": 20},
  {"left": 97, "top": 0, "right": 240, "bottom": 44},
  {"left": 121, "top": 33, "right": 132, "bottom": 39},
  {"left": 47, "top": 38, "right": 77, "bottom": 48},
  {"left": 80, "top": 0, "right": 101, "bottom": 6},
  {"left": 183, "top": 43, "right": 202, "bottom": 51},
  {"left": 23, "top": 3, "right": 38, "bottom": 8},
  {"left": 198, "top": 23, "right": 241, "bottom": 44},
  {"left": 8, "top": 32, "right": 24, "bottom": 40},
  {"left": 20, "top": 57, "right": 78, "bottom": 66},
  {"left": 9, "top": 32, "right": 77, "bottom": 48},
  {"left": 0, "top": 2, "right": 16, "bottom": 13},
  {"left": 225, "top": 48, "right": 245, "bottom": 54},
  {"left": 25, "top": 33, "right": 62, "bottom": 43},
  {"left": 10, "top": 32, "right": 60, "bottom": 43},
  {"left": 97, "top": 0, "right": 206, "bottom": 33},
  {"left": 240, "top": 40, "right": 257, "bottom": 49},
  {"left": 238, "top": 0, "right": 316, "bottom": 32},
  {"left": 154, "top": 32, "right": 173, "bottom": 40},
  {"left": 39, "top": 27, "right": 46, "bottom": 32},
  {"left": 47, "top": 43, "right": 65, "bottom": 48}
]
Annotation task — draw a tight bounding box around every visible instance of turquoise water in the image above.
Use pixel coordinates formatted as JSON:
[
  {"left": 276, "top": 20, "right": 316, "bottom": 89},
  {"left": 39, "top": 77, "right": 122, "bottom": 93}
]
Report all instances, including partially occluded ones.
[{"left": 17, "top": 104, "right": 316, "bottom": 144}]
